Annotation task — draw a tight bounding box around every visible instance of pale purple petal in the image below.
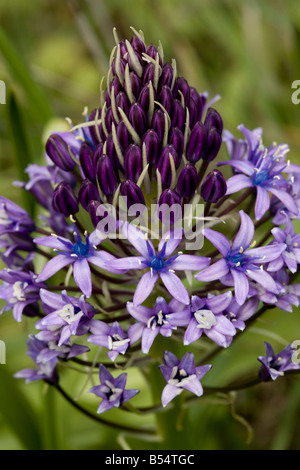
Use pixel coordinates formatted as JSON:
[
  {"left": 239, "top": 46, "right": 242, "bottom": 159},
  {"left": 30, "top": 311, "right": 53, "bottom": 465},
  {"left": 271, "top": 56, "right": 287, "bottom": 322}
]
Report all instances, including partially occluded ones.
[
  {"left": 133, "top": 270, "right": 159, "bottom": 306},
  {"left": 158, "top": 228, "right": 183, "bottom": 257},
  {"left": 205, "top": 328, "right": 233, "bottom": 348},
  {"left": 203, "top": 228, "right": 230, "bottom": 257},
  {"left": 231, "top": 269, "right": 249, "bottom": 305},
  {"left": 33, "top": 235, "right": 71, "bottom": 251},
  {"left": 36, "top": 255, "right": 72, "bottom": 282},
  {"left": 123, "top": 222, "right": 153, "bottom": 258},
  {"left": 160, "top": 271, "right": 190, "bottom": 305},
  {"left": 247, "top": 243, "right": 286, "bottom": 263},
  {"left": 268, "top": 187, "right": 298, "bottom": 215},
  {"left": 206, "top": 291, "right": 233, "bottom": 313},
  {"left": 128, "top": 322, "right": 144, "bottom": 345},
  {"left": 195, "top": 259, "right": 229, "bottom": 282},
  {"left": 180, "top": 375, "right": 203, "bottom": 396},
  {"left": 255, "top": 186, "right": 270, "bottom": 220},
  {"left": 141, "top": 327, "right": 159, "bottom": 353},
  {"left": 246, "top": 269, "right": 278, "bottom": 293},
  {"left": 169, "top": 254, "right": 211, "bottom": 271},
  {"left": 73, "top": 258, "right": 92, "bottom": 297},
  {"left": 218, "top": 159, "right": 254, "bottom": 176},
  {"left": 161, "top": 384, "right": 183, "bottom": 407},
  {"left": 126, "top": 302, "right": 153, "bottom": 322},
  {"left": 232, "top": 211, "right": 255, "bottom": 251},
  {"left": 183, "top": 318, "right": 203, "bottom": 345},
  {"left": 102, "top": 256, "right": 145, "bottom": 271},
  {"left": 225, "top": 174, "right": 253, "bottom": 195}
]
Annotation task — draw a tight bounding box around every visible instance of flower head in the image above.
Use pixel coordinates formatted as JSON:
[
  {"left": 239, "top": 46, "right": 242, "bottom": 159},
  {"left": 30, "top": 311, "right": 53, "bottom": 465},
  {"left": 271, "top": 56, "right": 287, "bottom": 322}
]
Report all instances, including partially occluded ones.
[
  {"left": 106, "top": 222, "right": 210, "bottom": 306},
  {"left": 258, "top": 341, "right": 300, "bottom": 381},
  {"left": 89, "top": 364, "right": 139, "bottom": 414},
  {"left": 34, "top": 225, "right": 123, "bottom": 297},
  {"left": 127, "top": 296, "right": 190, "bottom": 353},
  {"left": 219, "top": 125, "right": 300, "bottom": 220},
  {"left": 159, "top": 351, "right": 212, "bottom": 407},
  {"left": 195, "top": 210, "right": 286, "bottom": 305}
]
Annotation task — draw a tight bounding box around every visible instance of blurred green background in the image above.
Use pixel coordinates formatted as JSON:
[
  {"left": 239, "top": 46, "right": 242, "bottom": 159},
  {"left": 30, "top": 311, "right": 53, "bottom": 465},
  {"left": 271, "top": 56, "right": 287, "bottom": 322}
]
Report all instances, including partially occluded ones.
[{"left": 0, "top": 0, "right": 300, "bottom": 450}]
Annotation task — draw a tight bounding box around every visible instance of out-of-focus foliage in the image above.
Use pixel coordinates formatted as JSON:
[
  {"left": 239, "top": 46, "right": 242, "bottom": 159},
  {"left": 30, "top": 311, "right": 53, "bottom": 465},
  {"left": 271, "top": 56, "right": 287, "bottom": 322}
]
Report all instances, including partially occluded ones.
[{"left": 0, "top": 0, "right": 300, "bottom": 450}]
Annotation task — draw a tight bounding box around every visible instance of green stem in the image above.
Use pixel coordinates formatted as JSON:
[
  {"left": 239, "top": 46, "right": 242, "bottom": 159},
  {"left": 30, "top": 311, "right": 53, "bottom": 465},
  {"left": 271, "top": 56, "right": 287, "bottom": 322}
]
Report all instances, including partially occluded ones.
[{"left": 53, "top": 383, "right": 157, "bottom": 436}]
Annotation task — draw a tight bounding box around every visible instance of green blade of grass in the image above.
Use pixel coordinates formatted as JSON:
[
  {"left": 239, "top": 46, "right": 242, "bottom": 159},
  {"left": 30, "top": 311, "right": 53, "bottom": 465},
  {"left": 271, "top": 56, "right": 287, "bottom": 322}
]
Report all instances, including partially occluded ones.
[
  {"left": 0, "top": 26, "right": 54, "bottom": 122},
  {"left": 0, "top": 367, "right": 43, "bottom": 450}
]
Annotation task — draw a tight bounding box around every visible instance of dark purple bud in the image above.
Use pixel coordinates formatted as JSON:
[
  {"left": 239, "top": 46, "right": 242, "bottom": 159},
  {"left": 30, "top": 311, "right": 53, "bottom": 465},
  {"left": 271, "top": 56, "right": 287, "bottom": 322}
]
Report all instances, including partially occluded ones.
[
  {"left": 120, "top": 180, "right": 145, "bottom": 209},
  {"left": 93, "top": 143, "right": 103, "bottom": 167},
  {"left": 116, "top": 91, "right": 130, "bottom": 116},
  {"left": 158, "top": 63, "right": 174, "bottom": 91},
  {"left": 172, "top": 77, "right": 190, "bottom": 105},
  {"left": 158, "top": 189, "right": 182, "bottom": 224},
  {"left": 171, "top": 99, "right": 186, "bottom": 131},
  {"left": 145, "top": 44, "right": 162, "bottom": 66},
  {"left": 52, "top": 182, "right": 79, "bottom": 217},
  {"left": 204, "top": 108, "right": 223, "bottom": 134},
  {"left": 88, "top": 200, "right": 102, "bottom": 228},
  {"left": 89, "top": 108, "right": 102, "bottom": 146},
  {"left": 78, "top": 179, "right": 100, "bottom": 211},
  {"left": 177, "top": 163, "right": 198, "bottom": 198},
  {"left": 117, "top": 120, "right": 132, "bottom": 151},
  {"left": 130, "top": 35, "right": 146, "bottom": 54},
  {"left": 190, "top": 88, "right": 207, "bottom": 122},
  {"left": 124, "top": 144, "right": 143, "bottom": 182},
  {"left": 141, "top": 129, "right": 160, "bottom": 165},
  {"left": 46, "top": 134, "right": 77, "bottom": 171},
  {"left": 201, "top": 169, "right": 227, "bottom": 203},
  {"left": 158, "top": 86, "right": 174, "bottom": 116},
  {"left": 125, "top": 71, "right": 141, "bottom": 100},
  {"left": 109, "top": 77, "right": 123, "bottom": 96},
  {"left": 96, "top": 154, "right": 118, "bottom": 197},
  {"left": 118, "top": 39, "right": 128, "bottom": 58},
  {"left": 129, "top": 103, "right": 147, "bottom": 136},
  {"left": 142, "top": 63, "right": 155, "bottom": 86},
  {"left": 105, "top": 107, "right": 115, "bottom": 135},
  {"left": 138, "top": 83, "right": 156, "bottom": 114},
  {"left": 111, "top": 56, "right": 126, "bottom": 77},
  {"left": 187, "top": 96, "right": 198, "bottom": 129},
  {"left": 151, "top": 109, "right": 166, "bottom": 141},
  {"left": 168, "top": 127, "right": 184, "bottom": 160},
  {"left": 157, "top": 145, "right": 178, "bottom": 188},
  {"left": 204, "top": 127, "right": 222, "bottom": 162},
  {"left": 79, "top": 142, "right": 95, "bottom": 182},
  {"left": 105, "top": 134, "right": 119, "bottom": 169},
  {"left": 186, "top": 122, "right": 207, "bottom": 163},
  {"left": 127, "top": 51, "right": 143, "bottom": 75}
]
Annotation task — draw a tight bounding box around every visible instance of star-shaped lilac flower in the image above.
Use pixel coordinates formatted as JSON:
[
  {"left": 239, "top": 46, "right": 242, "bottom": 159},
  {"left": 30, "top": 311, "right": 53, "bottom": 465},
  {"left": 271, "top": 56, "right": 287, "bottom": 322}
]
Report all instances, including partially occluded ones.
[
  {"left": 218, "top": 125, "right": 300, "bottom": 220},
  {"left": 88, "top": 320, "right": 130, "bottom": 361},
  {"left": 0, "top": 269, "right": 45, "bottom": 322},
  {"left": 178, "top": 292, "right": 237, "bottom": 348},
  {"left": 127, "top": 297, "right": 190, "bottom": 354},
  {"left": 35, "top": 289, "right": 95, "bottom": 346},
  {"left": 258, "top": 341, "right": 300, "bottom": 381},
  {"left": 249, "top": 269, "right": 300, "bottom": 313},
  {"left": 106, "top": 223, "right": 210, "bottom": 306},
  {"left": 34, "top": 225, "right": 123, "bottom": 297},
  {"left": 195, "top": 210, "right": 286, "bottom": 305},
  {"left": 14, "top": 334, "right": 89, "bottom": 384},
  {"left": 267, "top": 215, "right": 300, "bottom": 274},
  {"left": 88, "top": 364, "right": 139, "bottom": 414},
  {"left": 159, "top": 351, "right": 212, "bottom": 407}
]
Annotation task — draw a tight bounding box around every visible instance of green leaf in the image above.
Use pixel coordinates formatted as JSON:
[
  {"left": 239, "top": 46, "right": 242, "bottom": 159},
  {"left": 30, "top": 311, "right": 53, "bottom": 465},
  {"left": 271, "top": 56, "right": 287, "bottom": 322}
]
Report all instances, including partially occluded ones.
[
  {"left": 0, "top": 367, "right": 43, "bottom": 449},
  {"left": 0, "top": 26, "right": 53, "bottom": 122},
  {"left": 5, "top": 92, "right": 35, "bottom": 215}
]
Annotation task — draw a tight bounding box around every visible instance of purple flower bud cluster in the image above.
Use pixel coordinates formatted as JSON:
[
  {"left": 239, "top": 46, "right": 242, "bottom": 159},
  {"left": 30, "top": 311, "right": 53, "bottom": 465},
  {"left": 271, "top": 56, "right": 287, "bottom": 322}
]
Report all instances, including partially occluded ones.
[
  {"left": 41, "top": 33, "right": 226, "bottom": 226},
  {"left": 1, "top": 30, "right": 300, "bottom": 428}
]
